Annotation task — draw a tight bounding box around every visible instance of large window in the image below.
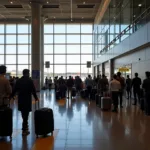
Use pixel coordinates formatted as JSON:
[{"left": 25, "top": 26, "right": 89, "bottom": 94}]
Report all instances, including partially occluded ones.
[
  {"left": 0, "top": 23, "right": 93, "bottom": 80},
  {"left": 44, "top": 23, "right": 93, "bottom": 79}
]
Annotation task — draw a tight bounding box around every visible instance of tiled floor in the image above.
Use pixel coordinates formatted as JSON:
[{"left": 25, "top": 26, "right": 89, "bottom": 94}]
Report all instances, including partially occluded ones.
[{"left": 0, "top": 90, "right": 150, "bottom": 150}]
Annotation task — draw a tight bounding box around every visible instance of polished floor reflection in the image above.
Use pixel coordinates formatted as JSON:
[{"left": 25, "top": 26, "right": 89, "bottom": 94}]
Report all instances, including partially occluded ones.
[{"left": 0, "top": 90, "right": 150, "bottom": 150}]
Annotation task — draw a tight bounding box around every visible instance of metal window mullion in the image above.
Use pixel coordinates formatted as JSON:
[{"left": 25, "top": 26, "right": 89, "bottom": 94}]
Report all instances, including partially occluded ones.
[
  {"left": 65, "top": 23, "right": 67, "bottom": 77},
  {"left": 16, "top": 24, "right": 18, "bottom": 76},
  {"left": 53, "top": 23, "right": 54, "bottom": 78},
  {"left": 80, "top": 23, "right": 81, "bottom": 77},
  {"left": 28, "top": 23, "right": 30, "bottom": 70},
  {"left": 4, "top": 23, "right": 6, "bottom": 65}
]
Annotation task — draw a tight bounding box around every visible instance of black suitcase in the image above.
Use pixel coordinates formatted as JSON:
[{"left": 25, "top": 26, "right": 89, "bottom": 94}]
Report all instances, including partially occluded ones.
[
  {"left": 34, "top": 102, "right": 54, "bottom": 138},
  {"left": 71, "top": 87, "right": 76, "bottom": 97},
  {"left": 80, "top": 90, "right": 85, "bottom": 98},
  {"left": 56, "top": 91, "right": 60, "bottom": 100},
  {"left": 91, "top": 89, "right": 97, "bottom": 100},
  {"left": 0, "top": 105, "right": 13, "bottom": 140},
  {"left": 95, "top": 94, "right": 102, "bottom": 107}
]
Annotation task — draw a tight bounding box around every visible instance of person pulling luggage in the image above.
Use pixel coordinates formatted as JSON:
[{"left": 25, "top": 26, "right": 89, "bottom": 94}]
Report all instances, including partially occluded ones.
[
  {"left": 11, "top": 69, "right": 39, "bottom": 136},
  {"left": 0, "top": 65, "right": 12, "bottom": 107}
]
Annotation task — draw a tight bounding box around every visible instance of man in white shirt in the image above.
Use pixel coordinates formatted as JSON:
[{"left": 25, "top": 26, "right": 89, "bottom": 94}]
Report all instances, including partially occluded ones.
[{"left": 110, "top": 74, "right": 121, "bottom": 112}]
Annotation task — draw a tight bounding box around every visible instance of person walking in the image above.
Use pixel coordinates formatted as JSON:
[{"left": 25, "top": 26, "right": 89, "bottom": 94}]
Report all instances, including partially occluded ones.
[
  {"left": 0, "top": 65, "right": 12, "bottom": 107},
  {"left": 131, "top": 73, "right": 141, "bottom": 105},
  {"left": 11, "top": 69, "right": 39, "bottom": 136},
  {"left": 126, "top": 75, "right": 132, "bottom": 99},
  {"left": 117, "top": 72, "right": 125, "bottom": 108},
  {"left": 110, "top": 74, "right": 121, "bottom": 112},
  {"left": 142, "top": 71, "right": 150, "bottom": 116}
]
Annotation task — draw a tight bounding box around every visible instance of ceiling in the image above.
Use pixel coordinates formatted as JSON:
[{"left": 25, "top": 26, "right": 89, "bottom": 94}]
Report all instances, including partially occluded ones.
[{"left": 0, "top": 0, "right": 102, "bottom": 23}]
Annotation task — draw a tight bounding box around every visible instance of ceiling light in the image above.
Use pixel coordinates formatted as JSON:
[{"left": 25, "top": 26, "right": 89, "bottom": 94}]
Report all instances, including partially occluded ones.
[
  {"left": 47, "top": 1, "right": 49, "bottom": 4},
  {"left": 133, "top": 15, "right": 136, "bottom": 17},
  {"left": 83, "top": 1, "right": 85, "bottom": 4},
  {"left": 10, "top": 1, "right": 13, "bottom": 4},
  {"left": 138, "top": 4, "right": 142, "bottom": 7}
]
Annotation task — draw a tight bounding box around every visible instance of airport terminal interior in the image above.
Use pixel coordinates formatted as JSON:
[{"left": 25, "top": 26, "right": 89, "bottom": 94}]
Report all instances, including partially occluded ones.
[{"left": 0, "top": 0, "right": 150, "bottom": 150}]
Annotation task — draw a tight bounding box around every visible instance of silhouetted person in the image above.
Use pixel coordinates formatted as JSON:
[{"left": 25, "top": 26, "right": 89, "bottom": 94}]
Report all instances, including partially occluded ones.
[
  {"left": 126, "top": 75, "right": 132, "bottom": 99},
  {"left": 142, "top": 72, "right": 150, "bottom": 116},
  {"left": 0, "top": 65, "right": 12, "bottom": 107},
  {"left": 117, "top": 72, "right": 125, "bottom": 108},
  {"left": 132, "top": 73, "right": 141, "bottom": 105},
  {"left": 67, "top": 76, "right": 74, "bottom": 99},
  {"left": 75, "top": 76, "right": 82, "bottom": 93},
  {"left": 98, "top": 74, "right": 109, "bottom": 96},
  {"left": 11, "top": 69, "right": 38, "bottom": 136},
  {"left": 110, "top": 74, "right": 121, "bottom": 112},
  {"left": 85, "top": 75, "right": 93, "bottom": 99},
  {"left": 45, "top": 77, "right": 48, "bottom": 88}
]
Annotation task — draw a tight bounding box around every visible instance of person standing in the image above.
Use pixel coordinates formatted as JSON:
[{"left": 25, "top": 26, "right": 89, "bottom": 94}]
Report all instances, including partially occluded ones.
[
  {"left": 131, "top": 73, "right": 141, "bottom": 105},
  {"left": 48, "top": 77, "right": 52, "bottom": 90},
  {"left": 110, "top": 74, "right": 121, "bottom": 112},
  {"left": 67, "top": 76, "right": 74, "bottom": 99},
  {"left": 142, "top": 72, "right": 150, "bottom": 116},
  {"left": 11, "top": 69, "right": 39, "bottom": 136},
  {"left": 85, "top": 75, "right": 93, "bottom": 99},
  {"left": 45, "top": 77, "right": 48, "bottom": 89},
  {"left": 0, "top": 65, "right": 12, "bottom": 107},
  {"left": 117, "top": 72, "right": 125, "bottom": 108},
  {"left": 126, "top": 75, "right": 132, "bottom": 99},
  {"left": 98, "top": 74, "right": 109, "bottom": 96}
]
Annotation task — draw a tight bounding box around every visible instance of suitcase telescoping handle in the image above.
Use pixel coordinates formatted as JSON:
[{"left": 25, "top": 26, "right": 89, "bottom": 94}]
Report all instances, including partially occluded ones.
[{"left": 35, "top": 100, "right": 40, "bottom": 110}]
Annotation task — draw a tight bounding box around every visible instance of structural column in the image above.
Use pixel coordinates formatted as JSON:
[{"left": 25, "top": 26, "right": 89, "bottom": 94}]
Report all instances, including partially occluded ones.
[
  {"left": 31, "top": 3, "right": 42, "bottom": 91},
  {"left": 109, "top": 59, "right": 114, "bottom": 80},
  {"left": 40, "top": 16, "right": 44, "bottom": 87}
]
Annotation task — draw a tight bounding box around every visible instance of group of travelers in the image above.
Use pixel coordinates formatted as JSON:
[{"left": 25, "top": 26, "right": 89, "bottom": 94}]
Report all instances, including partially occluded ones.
[
  {"left": 0, "top": 65, "right": 39, "bottom": 136},
  {"left": 1, "top": 63, "right": 150, "bottom": 137},
  {"left": 110, "top": 72, "right": 150, "bottom": 115}
]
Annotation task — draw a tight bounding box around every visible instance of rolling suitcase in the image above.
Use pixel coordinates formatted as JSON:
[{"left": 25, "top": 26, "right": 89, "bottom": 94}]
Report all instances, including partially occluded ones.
[
  {"left": 0, "top": 98, "right": 12, "bottom": 140},
  {"left": 56, "top": 91, "right": 60, "bottom": 100},
  {"left": 34, "top": 102, "right": 54, "bottom": 138},
  {"left": 95, "top": 94, "right": 102, "bottom": 107},
  {"left": 80, "top": 90, "right": 85, "bottom": 98},
  {"left": 91, "top": 89, "right": 97, "bottom": 100},
  {"left": 71, "top": 87, "right": 76, "bottom": 97},
  {"left": 101, "top": 97, "right": 112, "bottom": 110}
]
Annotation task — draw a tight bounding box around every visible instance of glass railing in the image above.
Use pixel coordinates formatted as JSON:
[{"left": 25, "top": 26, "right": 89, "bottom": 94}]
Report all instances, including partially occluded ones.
[{"left": 99, "top": 6, "right": 150, "bottom": 55}]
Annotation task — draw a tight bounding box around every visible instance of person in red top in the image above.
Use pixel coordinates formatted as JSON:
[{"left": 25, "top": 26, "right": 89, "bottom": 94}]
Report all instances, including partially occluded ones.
[{"left": 117, "top": 72, "right": 125, "bottom": 108}]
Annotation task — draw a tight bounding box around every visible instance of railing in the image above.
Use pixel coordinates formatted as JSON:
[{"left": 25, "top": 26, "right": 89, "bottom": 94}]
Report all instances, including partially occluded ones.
[{"left": 99, "top": 6, "right": 150, "bottom": 55}]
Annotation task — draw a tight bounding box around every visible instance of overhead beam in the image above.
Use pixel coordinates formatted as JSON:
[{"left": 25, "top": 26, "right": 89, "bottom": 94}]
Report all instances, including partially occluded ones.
[{"left": 94, "top": 0, "right": 111, "bottom": 25}]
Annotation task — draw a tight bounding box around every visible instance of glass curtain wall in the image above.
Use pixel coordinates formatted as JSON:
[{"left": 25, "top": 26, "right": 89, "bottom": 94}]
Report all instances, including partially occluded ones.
[
  {"left": 0, "top": 23, "right": 93, "bottom": 80},
  {"left": 0, "top": 24, "right": 31, "bottom": 77},
  {"left": 94, "top": 0, "right": 150, "bottom": 60},
  {"left": 44, "top": 23, "right": 93, "bottom": 80}
]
